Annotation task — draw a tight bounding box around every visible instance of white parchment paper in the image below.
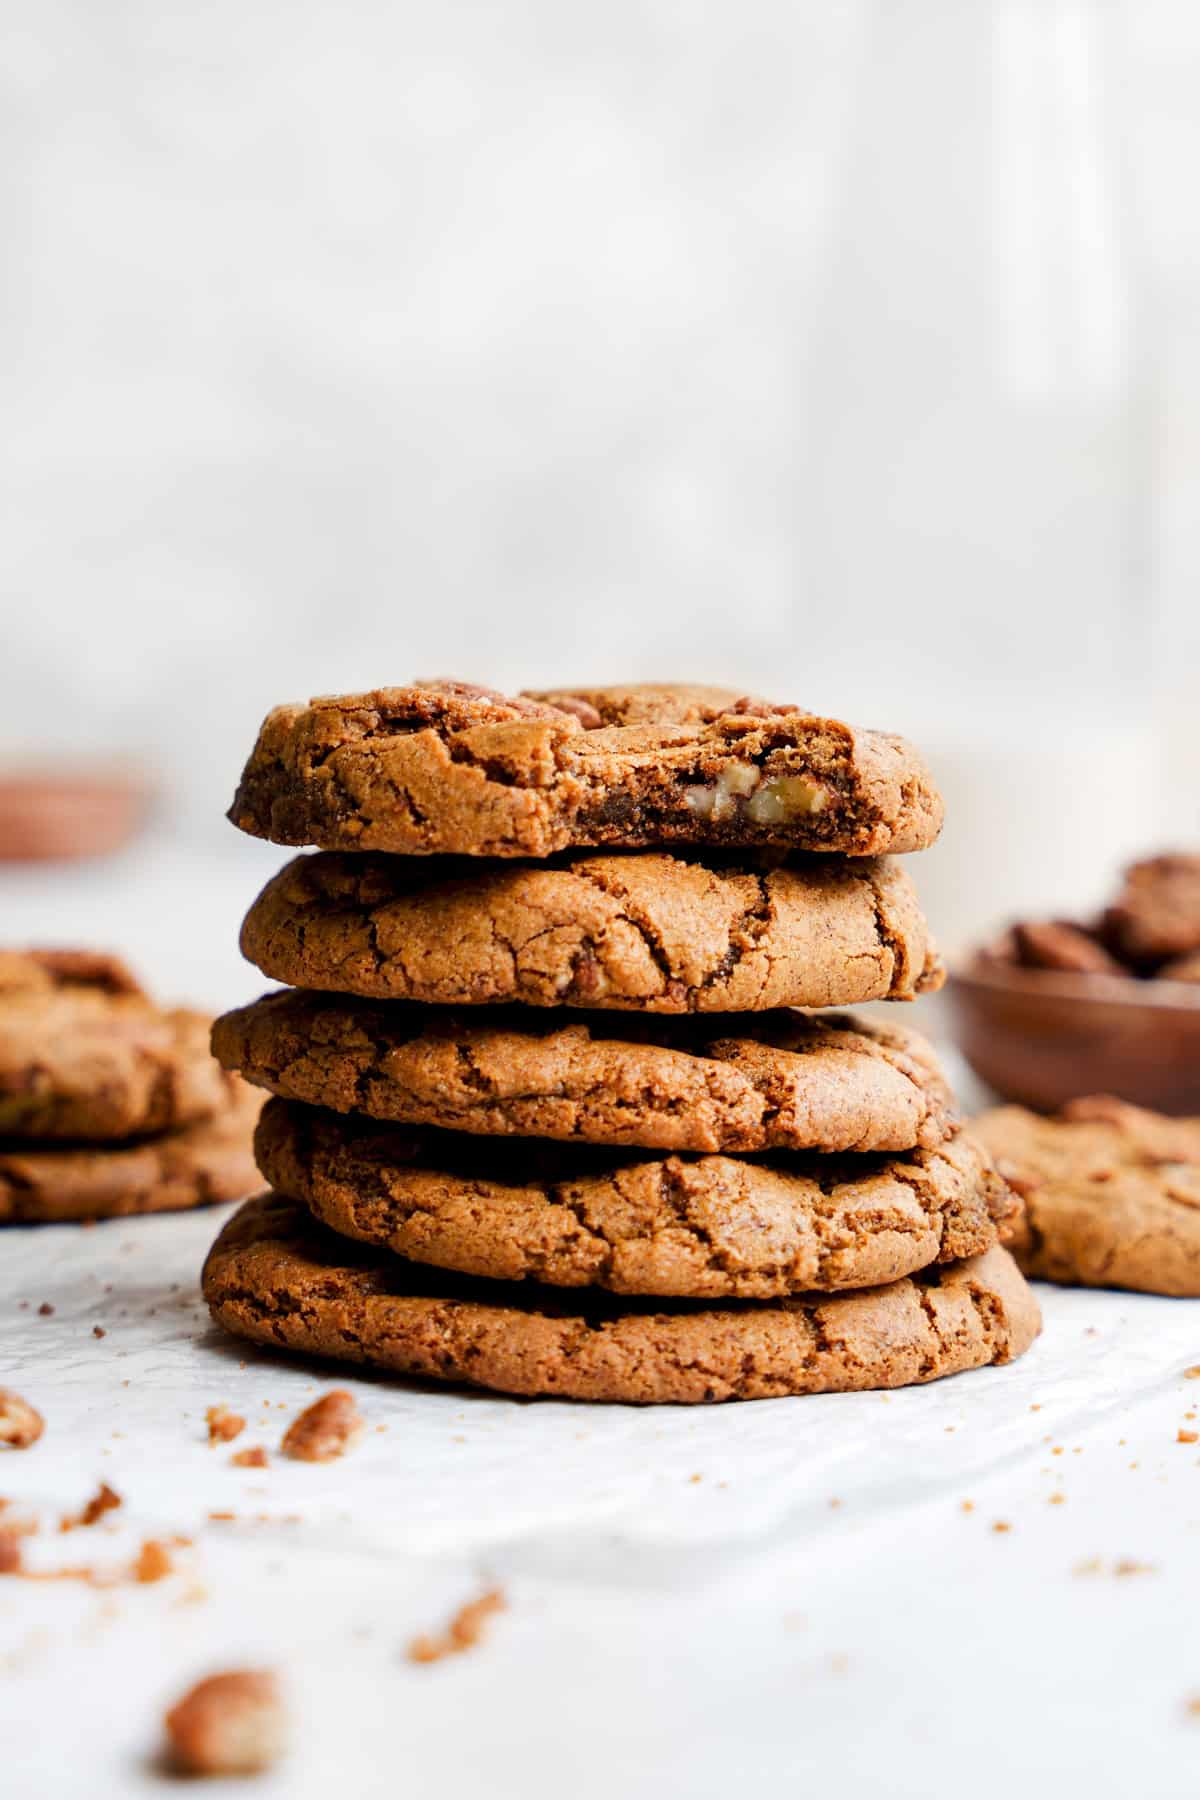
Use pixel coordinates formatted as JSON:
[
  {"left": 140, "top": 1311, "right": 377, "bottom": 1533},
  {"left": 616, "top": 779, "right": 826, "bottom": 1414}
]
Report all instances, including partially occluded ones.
[{"left": 4, "top": 840, "right": 1200, "bottom": 1798}]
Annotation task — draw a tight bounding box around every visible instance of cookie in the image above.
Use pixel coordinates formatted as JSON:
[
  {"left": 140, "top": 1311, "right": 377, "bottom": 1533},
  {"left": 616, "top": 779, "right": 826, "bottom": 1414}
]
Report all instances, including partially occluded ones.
[
  {"left": 213, "top": 995, "right": 955, "bottom": 1154},
  {"left": 1102, "top": 854, "right": 1200, "bottom": 967},
  {"left": 0, "top": 1081, "right": 261, "bottom": 1222},
  {"left": 240, "top": 850, "right": 943, "bottom": 1014},
  {"left": 255, "top": 1100, "right": 1015, "bottom": 1297},
  {"left": 202, "top": 1194, "right": 1040, "bottom": 1403},
  {"left": 228, "top": 680, "right": 944, "bottom": 860},
  {"left": 974, "top": 1095, "right": 1200, "bottom": 1295},
  {"left": 1009, "top": 922, "right": 1125, "bottom": 977},
  {"left": 0, "top": 950, "right": 236, "bottom": 1140}
]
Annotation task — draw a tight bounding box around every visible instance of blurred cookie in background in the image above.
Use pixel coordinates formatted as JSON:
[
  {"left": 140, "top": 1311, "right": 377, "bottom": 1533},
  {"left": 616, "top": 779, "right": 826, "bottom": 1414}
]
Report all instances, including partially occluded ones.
[{"left": 0, "top": 948, "right": 260, "bottom": 1222}]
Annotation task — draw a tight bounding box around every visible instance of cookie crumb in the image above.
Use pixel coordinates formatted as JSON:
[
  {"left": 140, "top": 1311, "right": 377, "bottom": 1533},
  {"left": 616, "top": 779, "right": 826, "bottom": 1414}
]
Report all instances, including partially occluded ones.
[
  {"left": 232, "top": 1447, "right": 268, "bottom": 1470},
  {"left": 61, "top": 1482, "right": 121, "bottom": 1532},
  {"left": 992, "top": 1521, "right": 1012, "bottom": 1534},
  {"left": 0, "top": 1530, "right": 23, "bottom": 1574},
  {"left": 208, "top": 1511, "right": 236, "bottom": 1522},
  {"left": 961, "top": 1500, "right": 975, "bottom": 1514},
  {"left": 37, "top": 1303, "right": 53, "bottom": 1318},
  {"left": 407, "top": 1587, "right": 506, "bottom": 1664},
  {"left": 1185, "top": 1367, "right": 1200, "bottom": 1379},
  {"left": 134, "top": 1539, "right": 174, "bottom": 1584},
  {"left": 1178, "top": 1429, "right": 1198, "bottom": 1445},
  {"left": 281, "top": 1390, "right": 364, "bottom": 1464},
  {"left": 1184, "top": 1694, "right": 1200, "bottom": 1719},
  {"left": 0, "top": 1390, "right": 45, "bottom": 1450},
  {"left": 1114, "top": 1558, "right": 1156, "bottom": 1577},
  {"left": 206, "top": 1406, "right": 245, "bottom": 1445},
  {"left": 92, "top": 1326, "right": 106, "bottom": 1339},
  {"left": 1048, "top": 1493, "right": 1066, "bottom": 1505},
  {"left": 164, "top": 1670, "right": 286, "bottom": 1776}
]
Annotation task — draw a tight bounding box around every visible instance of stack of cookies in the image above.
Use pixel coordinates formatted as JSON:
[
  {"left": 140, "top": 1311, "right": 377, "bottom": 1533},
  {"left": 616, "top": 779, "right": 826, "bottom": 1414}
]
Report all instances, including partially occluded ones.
[
  {"left": 0, "top": 951, "right": 259, "bottom": 1224},
  {"left": 204, "top": 682, "right": 1040, "bottom": 1403}
]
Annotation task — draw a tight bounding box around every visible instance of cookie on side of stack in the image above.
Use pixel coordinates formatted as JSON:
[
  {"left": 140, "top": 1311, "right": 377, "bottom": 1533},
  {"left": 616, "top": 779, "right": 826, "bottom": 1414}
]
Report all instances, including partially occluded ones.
[
  {"left": 976, "top": 1095, "right": 1200, "bottom": 1296},
  {"left": 206, "top": 681, "right": 1040, "bottom": 1402},
  {"left": 0, "top": 951, "right": 260, "bottom": 1223}
]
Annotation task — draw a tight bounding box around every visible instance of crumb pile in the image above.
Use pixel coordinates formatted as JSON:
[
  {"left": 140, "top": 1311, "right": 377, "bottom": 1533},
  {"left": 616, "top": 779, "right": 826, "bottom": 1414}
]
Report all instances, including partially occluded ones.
[
  {"left": 204, "top": 680, "right": 1040, "bottom": 1402},
  {"left": 0, "top": 951, "right": 260, "bottom": 1223}
]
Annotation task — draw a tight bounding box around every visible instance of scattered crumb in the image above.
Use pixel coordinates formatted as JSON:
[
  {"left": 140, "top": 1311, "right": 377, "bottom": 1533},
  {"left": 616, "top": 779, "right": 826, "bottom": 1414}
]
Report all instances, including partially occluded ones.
[
  {"left": 828, "top": 1497, "right": 841, "bottom": 1510},
  {"left": 37, "top": 1303, "right": 53, "bottom": 1317},
  {"left": 1178, "top": 1430, "right": 1198, "bottom": 1445},
  {"left": 1052, "top": 1446, "right": 1064, "bottom": 1456},
  {"left": 281, "top": 1390, "right": 364, "bottom": 1464},
  {"left": 232, "top": 1447, "right": 268, "bottom": 1470},
  {"left": 1074, "top": 1556, "right": 1103, "bottom": 1577},
  {"left": 61, "top": 1482, "right": 121, "bottom": 1532},
  {"left": 164, "top": 1670, "right": 286, "bottom": 1776},
  {"left": 0, "top": 1389, "right": 45, "bottom": 1451},
  {"left": 407, "top": 1587, "right": 506, "bottom": 1665},
  {"left": 134, "top": 1540, "right": 174, "bottom": 1584},
  {"left": 0, "top": 1530, "right": 23, "bottom": 1574},
  {"left": 1049, "top": 1493, "right": 1066, "bottom": 1505},
  {"left": 1185, "top": 1367, "right": 1200, "bottom": 1379},
  {"left": 1114, "top": 1558, "right": 1157, "bottom": 1577},
  {"left": 1030, "top": 1404, "right": 1041, "bottom": 1412},
  {"left": 92, "top": 1326, "right": 106, "bottom": 1339},
  {"left": 208, "top": 1511, "right": 236, "bottom": 1523},
  {"left": 688, "top": 1473, "right": 702, "bottom": 1485},
  {"left": 961, "top": 1501, "right": 975, "bottom": 1514},
  {"left": 992, "top": 1521, "right": 1012, "bottom": 1534},
  {"left": 829, "top": 1653, "right": 849, "bottom": 1674},
  {"left": 206, "top": 1406, "right": 245, "bottom": 1446},
  {"left": 1184, "top": 1694, "right": 1200, "bottom": 1719}
]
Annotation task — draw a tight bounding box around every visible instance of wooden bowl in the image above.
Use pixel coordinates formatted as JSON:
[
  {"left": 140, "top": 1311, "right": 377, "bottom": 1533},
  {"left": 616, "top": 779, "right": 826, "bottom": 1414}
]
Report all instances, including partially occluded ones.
[
  {"left": 0, "top": 771, "right": 151, "bottom": 862},
  {"left": 944, "top": 957, "right": 1200, "bottom": 1115}
]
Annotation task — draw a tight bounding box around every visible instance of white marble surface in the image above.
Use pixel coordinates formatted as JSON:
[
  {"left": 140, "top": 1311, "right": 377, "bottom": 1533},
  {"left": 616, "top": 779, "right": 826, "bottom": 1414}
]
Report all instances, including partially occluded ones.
[{"left": 5, "top": 839, "right": 1200, "bottom": 1796}]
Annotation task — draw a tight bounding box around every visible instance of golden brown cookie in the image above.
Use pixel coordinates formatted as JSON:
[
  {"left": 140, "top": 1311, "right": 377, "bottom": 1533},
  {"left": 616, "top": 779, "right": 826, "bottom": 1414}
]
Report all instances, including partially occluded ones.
[
  {"left": 974, "top": 1094, "right": 1200, "bottom": 1295},
  {"left": 0, "top": 1081, "right": 262, "bottom": 1222},
  {"left": 213, "top": 995, "right": 956, "bottom": 1155},
  {"left": 255, "top": 1100, "right": 1015, "bottom": 1297},
  {"left": 240, "top": 850, "right": 942, "bottom": 1013},
  {"left": 0, "top": 949, "right": 237, "bottom": 1140},
  {"left": 228, "top": 681, "right": 944, "bottom": 860},
  {"left": 202, "top": 1193, "right": 1040, "bottom": 1404}
]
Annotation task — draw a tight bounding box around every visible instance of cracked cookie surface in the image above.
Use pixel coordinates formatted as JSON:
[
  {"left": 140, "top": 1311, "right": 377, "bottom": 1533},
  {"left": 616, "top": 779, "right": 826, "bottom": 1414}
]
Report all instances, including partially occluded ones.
[
  {"left": 0, "top": 950, "right": 240, "bottom": 1140},
  {"left": 213, "top": 995, "right": 957, "bottom": 1154},
  {"left": 202, "top": 1193, "right": 1040, "bottom": 1403},
  {"left": 240, "top": 850, "right": 942, "bottom": 1013},
  {"left": 975, "top": 1095, "right": 1200, "bottom": 1295},
  {"left": 255, "top": 1100, "right": 1015, "bottom": 1297},
  {"left": 0, "top": 1079, "right": 262, "bottom": 1221},
  {"left": 228, "top": 680, "right": 944, "bottom": 859}
]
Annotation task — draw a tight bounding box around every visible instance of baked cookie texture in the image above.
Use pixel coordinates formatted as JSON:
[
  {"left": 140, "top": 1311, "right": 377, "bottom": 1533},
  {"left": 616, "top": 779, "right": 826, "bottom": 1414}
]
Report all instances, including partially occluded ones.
[
  {"left": 228, "top": 681, "right": 944, "bottom": 861},
  {"left": 213, "top": 995, "right": 956, "bottom": 1155},
  {"left": 240, "top": 850, "right": 943, "bottom": 1013},
  {"left": 202, "top": 1193, "right": 1040, "bottom": 1404},
  {"left": 255, "top": 1100, "right": 1015, "bottom": 1297},
  {"left": 0, "top": 950, "right": 238, "bottom": 1140},
  {"left": 0, "top": 1080, "right": 261, "bottom": 1222},
  {"left": 974, "top": 1094, "right": 1200, "bottom": 1295}
]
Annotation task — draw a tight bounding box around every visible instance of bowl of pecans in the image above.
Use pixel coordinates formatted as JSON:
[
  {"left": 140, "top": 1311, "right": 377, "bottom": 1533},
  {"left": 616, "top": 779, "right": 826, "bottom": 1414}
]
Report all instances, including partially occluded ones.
[{"left": 945, "top": 854, "right": 1200, "bottom": 1115}]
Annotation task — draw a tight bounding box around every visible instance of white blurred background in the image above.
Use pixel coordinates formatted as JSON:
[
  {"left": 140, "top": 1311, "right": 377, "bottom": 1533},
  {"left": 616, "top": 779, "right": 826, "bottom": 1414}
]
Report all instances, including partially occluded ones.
[{"left": 1, "top": 0, "right": 1197, "bottom": 974}]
